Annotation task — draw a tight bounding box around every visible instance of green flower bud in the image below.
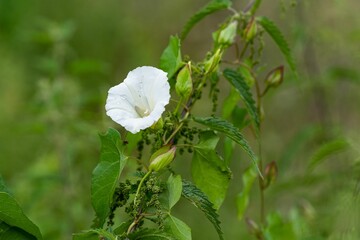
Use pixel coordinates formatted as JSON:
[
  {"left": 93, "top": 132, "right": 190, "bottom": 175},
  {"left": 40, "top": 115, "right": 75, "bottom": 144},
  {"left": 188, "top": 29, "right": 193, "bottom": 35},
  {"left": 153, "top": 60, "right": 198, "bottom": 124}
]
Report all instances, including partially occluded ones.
[
  {"left": 204, "top": 49, "right": 222, "bottom": 74},
  {"left": 149, "top": 146, "right": 176, "bottom": 172},
  {"left": 263, "top": 161, "right": 278, "bottom": 189},
  {"left": 218, "top": 21, "right": 238, "bottom": 46},
  {"left": 245, "top": 218, "right": 262, "bottom": 238},
  {"left": 265, "top": 65, "right": 284, "bottom": 88},
  {"left": 175, "top": 62, "right": 193, "bottom": 100},
  {"left": 244, "top": 17, "right": 257, "bottom": 42}
]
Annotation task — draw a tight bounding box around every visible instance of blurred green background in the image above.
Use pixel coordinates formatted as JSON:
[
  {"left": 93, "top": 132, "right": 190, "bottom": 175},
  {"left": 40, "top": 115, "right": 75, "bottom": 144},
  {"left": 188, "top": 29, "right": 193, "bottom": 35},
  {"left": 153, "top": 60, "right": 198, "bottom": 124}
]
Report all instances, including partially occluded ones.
[{"left": 1, "top": 0, "right": 359, "bottom": 239}]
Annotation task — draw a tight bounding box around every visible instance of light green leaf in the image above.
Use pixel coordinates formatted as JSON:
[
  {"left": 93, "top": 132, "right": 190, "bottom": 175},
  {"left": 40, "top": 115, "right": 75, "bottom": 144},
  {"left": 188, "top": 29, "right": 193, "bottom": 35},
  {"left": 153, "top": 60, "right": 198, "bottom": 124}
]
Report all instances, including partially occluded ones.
[
  {"left": 221, "top": 87, "right": 240, "bottom": 120},
  {"left": 0, "top": 192, "right": 42, "bottom": 240},
  {"left": 164, "top": 215, "right": 191, "bottom": 240},
  {"left": 192, "top": 131, "right": 231, "bottom": 209},
  {"left": 167, "top": 174, "right": 183, "bottom": 210},
  {"left": 128, "top": 229, "right": 176, "bottom": 240},
  {"left": 91, "top": 128, "right": 128, "bottom": 227},
  {"left": 236, "top": 167, "right": 257, "bottom": 220},
  {"left": 193, "top": 117, "right": 260, "bottom": 175},
  {"left": 257, "top": 16, "right": 297, "bottom": 76},
  {"left": 160, "top": 36, "right": 183, "bottom": 79},
  {"left": 73, "top": 229, "right": 116, "bottom": 240},
  {"left": 223, "top": 68, "right": 259, "bottom": 131},
  {"left": 181, "top": 0, "right": 232, "bottom": 40},
  {"left": 308, "top": 138, "right": 349, "bottom": 170},
  {"left": 182, "top": 180, "right": 223, "bottom": 240},
  {"left": 264, "top": 212, "right": 297, "bottom": 240}
]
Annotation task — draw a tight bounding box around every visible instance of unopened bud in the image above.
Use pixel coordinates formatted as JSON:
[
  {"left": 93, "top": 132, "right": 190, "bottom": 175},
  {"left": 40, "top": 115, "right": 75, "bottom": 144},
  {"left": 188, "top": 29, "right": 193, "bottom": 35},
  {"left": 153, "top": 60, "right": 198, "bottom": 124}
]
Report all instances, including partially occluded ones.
[
  {"left": 149, "top": 146, "right": 176, "bottom": 172},
  {"left": 218, "top": 21, "right": 238, "bottom": 46},
  {"left": 204, "top": 49, "right": 222, "bottom": 74},
  {"left": 263, "top": 161, "right": 278, "bottom": 189},
  {"left": 244, "top": 17, "right": 257, "bottom": 42},
  {"left": 265, "top": 66, "right": 284, "bottom": 88},
  {"left": 176, "top": 62, "right": 193, "bottom": 100},
  {"left": 245, "top": 218, "right": 262, "bottom": 237}
]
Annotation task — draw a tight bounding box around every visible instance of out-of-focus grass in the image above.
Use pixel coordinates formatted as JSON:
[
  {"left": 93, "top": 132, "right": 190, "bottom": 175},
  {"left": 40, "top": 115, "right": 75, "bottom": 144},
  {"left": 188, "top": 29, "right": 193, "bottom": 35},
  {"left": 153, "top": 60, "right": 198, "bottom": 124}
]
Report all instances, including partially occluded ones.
[{"left": 0, "top": 0, "right": 359, "bottom": 239}]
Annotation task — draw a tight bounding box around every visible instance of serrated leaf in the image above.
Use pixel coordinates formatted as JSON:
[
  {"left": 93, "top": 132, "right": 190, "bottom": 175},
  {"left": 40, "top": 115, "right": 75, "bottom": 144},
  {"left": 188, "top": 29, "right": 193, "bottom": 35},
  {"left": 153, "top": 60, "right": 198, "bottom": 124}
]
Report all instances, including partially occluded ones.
[
  {"left": 257, "top": 16, "right": 297, "bottom": 76},
  {"left": 164, "top": 215, "right": 191, "bottom": 240},
  {"left": 91, "top": 128, "right": 128, "bottom": 227},
  {"left": 222, "top": 87, "right": 241, "bottom": 120},
  {"left": 0, "top": 192, "right": 42, "bottom": 240},
  {"left": 167, "top": 174, "right": 183, "bottom": 210},
  {"left": 113, "top": 220, "right": 132, "bottom": 235},
  {"left": 192, "top": 131, "right": 231, "bottom": 209},
  {"left": 223, "top": 68, "right": 259, "bottom": 131},
  {"left": 193, "top": 117, "right": 260, "bottom": 176},
  {"left": 73, "top": 229, "right": 116, "bottom": 240},
  {"left": 181, "top": 0, "right": 232, "bottom": 40},
  {"left": 128, "top": 228, "right": 176, "bottom": 240},
  {"left": 308, "top": 139, "right": 349, "bottom": 170},
  {"left": 236, "top": 167, "right": 257, "bottom": 220},
  {"left": 160, "top": 36, "right": 183, "bottom": 79},
  {"left": 182, "top": 180, "right": 223, "bottom": 240}
]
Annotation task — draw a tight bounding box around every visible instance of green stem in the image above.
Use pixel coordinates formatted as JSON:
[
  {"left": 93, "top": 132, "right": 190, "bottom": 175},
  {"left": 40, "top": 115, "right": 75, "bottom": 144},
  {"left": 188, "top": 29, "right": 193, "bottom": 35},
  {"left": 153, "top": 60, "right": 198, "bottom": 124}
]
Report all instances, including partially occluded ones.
[{"left": 133, "top": 170, "right": 152, "bottom": 207}]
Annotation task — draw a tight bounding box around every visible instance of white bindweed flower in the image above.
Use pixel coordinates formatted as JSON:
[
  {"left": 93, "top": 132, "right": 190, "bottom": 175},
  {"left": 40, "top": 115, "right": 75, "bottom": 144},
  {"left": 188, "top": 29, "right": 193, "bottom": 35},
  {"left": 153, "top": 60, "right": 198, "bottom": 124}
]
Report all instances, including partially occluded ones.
[{"left": 105, "top": 66, "right": 170, "bottom": 134}]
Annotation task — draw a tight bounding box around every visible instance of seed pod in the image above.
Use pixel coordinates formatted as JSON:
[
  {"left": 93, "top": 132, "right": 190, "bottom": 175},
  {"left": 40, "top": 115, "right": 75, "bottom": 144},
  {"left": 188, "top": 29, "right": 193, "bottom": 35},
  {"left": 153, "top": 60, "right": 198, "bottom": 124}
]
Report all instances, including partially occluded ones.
[
  {"left": 244, "top": 17, "right": 257, "bottom": 42},
  {"left": 263, "top": 161, "right": 278, "bottom": 189},
  {"left": 204, "top": 49, "right": 222, "bottom": 74}
]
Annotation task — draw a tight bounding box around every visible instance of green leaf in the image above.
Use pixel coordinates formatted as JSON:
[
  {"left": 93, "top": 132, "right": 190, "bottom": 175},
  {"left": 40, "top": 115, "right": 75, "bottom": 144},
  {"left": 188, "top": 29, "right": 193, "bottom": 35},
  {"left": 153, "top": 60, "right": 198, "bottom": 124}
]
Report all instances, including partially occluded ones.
[
  {"left": 164, "top": 215, "right": 191, "bottom": 240},
  {"left": 0, "top": 192, "right": 42, "bottom": 240},
  {"left": 221, "top": 87, "right": 240, "bottom": 120},
  {"left": 264, "top": 212, "right": 297, "bottom": 240},
  {"left": 257, "top": 16, "right": 297, "bottom": 76},
  {"left": 73, "top": 229, "right": 116, "bottom": 240},
  {"left": 91, "top": 128, "right": 128, "bottom": 227},
  {"left": 223, "top": 68, "right": 259, "bottom": 131},
  {"left": 308, "top": 139, "right": 349, "bottom": 170},
  {"left": 167, "top": 174, "right": 183, "bottom": 210},
  {"left": 0, "top": 175, "right": 11, "bottom": 195},
  {"left": 193, "top": 117, "right": 260, "bottom": 175},
  {"left": 128, "top": 229, "right": 176, "bottom": 240},
  {"left": 113, "top": 220, "right": 132, "bottom": 235},
  {"left": 192, "top": 131, "right": 231, "bottom": 209},
  {"left": 181, "top": 0, "right": 232, "bottom": 40},
  {"left": 160, "top": 36, "right": 183, "bottom": 79},
  {"left": 0, "top": 221, "right": 36, "bottom": 240},
  {"left": 182, "top": 180, "right": 223, "bottom": 240},
  {"left": 236, "top": 167, "right": 257, "bottom": 220}
]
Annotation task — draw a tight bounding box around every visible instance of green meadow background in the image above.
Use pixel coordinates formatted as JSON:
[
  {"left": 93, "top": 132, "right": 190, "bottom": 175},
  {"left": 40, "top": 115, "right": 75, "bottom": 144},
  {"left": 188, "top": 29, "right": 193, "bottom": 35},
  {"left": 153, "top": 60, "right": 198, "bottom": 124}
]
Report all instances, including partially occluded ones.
[{"left": 0, "top": 0, "right": 359, "bottom": 239}]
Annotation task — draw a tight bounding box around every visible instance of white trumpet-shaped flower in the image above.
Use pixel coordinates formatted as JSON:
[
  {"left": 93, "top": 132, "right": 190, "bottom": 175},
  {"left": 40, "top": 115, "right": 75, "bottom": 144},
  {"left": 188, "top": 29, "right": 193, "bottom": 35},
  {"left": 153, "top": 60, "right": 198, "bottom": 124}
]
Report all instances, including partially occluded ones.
[{"left": 105, "top": 66, "right": 170, "bottom": 134}]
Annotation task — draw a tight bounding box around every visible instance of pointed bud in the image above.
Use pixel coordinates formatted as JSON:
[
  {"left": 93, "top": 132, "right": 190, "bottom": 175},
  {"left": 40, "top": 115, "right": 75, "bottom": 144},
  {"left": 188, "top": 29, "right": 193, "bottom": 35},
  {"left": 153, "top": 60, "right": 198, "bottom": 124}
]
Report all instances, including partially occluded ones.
[
  {"left": 218, "top": 21, "right": 238, "bottom": 46},
  {"left": 204, "top": 49, "right": 222, "bottom": 74},
  {"left": 149, "top": 146, "right": 176, "bottom": 172},
  {"left": 176, "top": 62, "right": 193, "bottom": 100},
  {"left": 265, "top": 66, "right": 284, "bottom": 88},
  {"left": 245, "top": 218, "right": 262, "bottom": 238},
  {"left": 244, "top": 17, "right": 257, "bottom": 42},
  {"left": 263, "top": 161, "right": 278, "bottom": 189}
]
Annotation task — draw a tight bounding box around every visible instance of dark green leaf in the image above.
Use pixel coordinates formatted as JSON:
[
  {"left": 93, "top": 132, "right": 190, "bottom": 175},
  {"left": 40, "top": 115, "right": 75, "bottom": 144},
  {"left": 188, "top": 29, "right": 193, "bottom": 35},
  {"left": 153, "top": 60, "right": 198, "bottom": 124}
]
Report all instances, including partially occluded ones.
[
  {"left": 160, "top": 36, "right": 183, "bottom": 79},
  {"left": 192, "top": 131, "right": 231, "bottom": 209},
  {"left": 0, "top": 221, "right": 36, "bottom": 240},
  {"left": 236, "top": 167, "right": 257, "bottom": 220},
  {"left": 0, "top": 192, "right": 42, "bottom": 240},
  {"left": 193, "top": 117, "right": 260, "bottom": 175},
  {"left": 257, "top": 17, "right": 297, "bottom": 76},
  {"left": 182, "top": 180, "right": 223, "bottom": 240},
  {"left": 113, "top": 220, "right": 132, "bottom": 235},
  {"left": 91, "top": 128, "right": 128, "bottom": 227},
  {"left": 181, "top": 0, "right": 232, "bottom": 40},
  {"left": 223, "top": 68, "right": 259, "bottom": 131},
  {"left": 164, "top": 215, "right": 191, "bottom": 240},
  {"left": 73, "top": 229, "right": 116, "bottom": 240},
  {"left": 308, "top": 139, "right": 349, "bottom": 170},
  {"left": 167, "top": 174, "right": 183, "bottom": 210}
]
